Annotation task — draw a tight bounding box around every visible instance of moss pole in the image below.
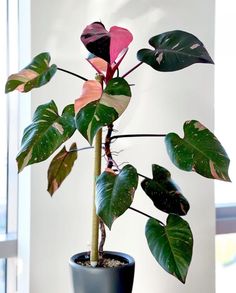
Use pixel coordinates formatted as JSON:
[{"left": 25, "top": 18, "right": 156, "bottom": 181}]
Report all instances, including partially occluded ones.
[{"left": 90, "top": 128, "right": 102, "bottom": 266}]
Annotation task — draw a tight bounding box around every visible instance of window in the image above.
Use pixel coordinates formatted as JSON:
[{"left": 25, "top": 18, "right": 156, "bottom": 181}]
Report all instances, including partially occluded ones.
[
  {"left": 215, "top": 1, "right": 236, "bottom": 292},
  {"left": 1, "top": 0, "right": 22, "bottom": 292},
  {"left": 215, "top": 2, "right": 236, "bottom": 208}
]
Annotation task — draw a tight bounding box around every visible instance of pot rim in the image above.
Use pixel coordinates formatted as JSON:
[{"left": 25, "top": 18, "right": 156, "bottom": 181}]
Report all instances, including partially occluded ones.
[{"left": 69, "top": 251, "right": 135, "bottom": 271}]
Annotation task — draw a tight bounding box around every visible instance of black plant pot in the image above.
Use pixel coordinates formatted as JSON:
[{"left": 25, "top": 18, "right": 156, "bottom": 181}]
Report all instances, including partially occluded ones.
[{"left": 69, "top": 251, "right": 135, "bottom": 293}]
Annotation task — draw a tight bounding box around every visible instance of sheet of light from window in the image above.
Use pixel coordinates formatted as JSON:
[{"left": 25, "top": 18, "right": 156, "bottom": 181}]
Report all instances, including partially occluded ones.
[
  {"left": 216, "top": 233, "right": 236, "bottom": 292},
  {"left": 0, "top": 0, "right": 8, "bottom": 235},
  {"left": 0, "top": 259, "right": 6, "bottom": 293},
  {"left": 215, "top": 0, "right": 236, "bottom": 205}
]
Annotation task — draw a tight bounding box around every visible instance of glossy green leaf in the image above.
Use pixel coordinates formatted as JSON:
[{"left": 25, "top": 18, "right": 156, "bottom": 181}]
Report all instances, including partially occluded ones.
[
  {"left": 17, "top": 100, "right": 76, "bottom": 172},
  {"left": 165, "top": 120, "right": 231, "bottom": 181},
  {"left": 96, "top": 165, "right": 138, "bottom": 229},
  {"left": 145, "top": 215, "right": 193, "bottom": 283},
  {"left": 5, "top": 52, "right": 57, "bottom": 93},
  {"left": 137, "top": 30, "right": 213, "bottom": 72},
  {"left": 76, "top": 77, "right": 131, "bottom": 145},
  {"left": 47, "top": 143, "right": 78, "bottom": 196},
  {"left": 141, "top": 164, "right": 189, "bottom": 216}
]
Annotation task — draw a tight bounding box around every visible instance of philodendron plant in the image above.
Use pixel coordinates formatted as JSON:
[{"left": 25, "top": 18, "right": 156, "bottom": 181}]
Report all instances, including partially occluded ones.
[{"left": 5, "top": 22, "right": 230, "bottom": 283}]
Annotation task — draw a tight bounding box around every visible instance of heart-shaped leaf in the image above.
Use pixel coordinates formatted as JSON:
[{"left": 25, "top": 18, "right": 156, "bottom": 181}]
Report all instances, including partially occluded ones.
[
  {"left": 5, "top": 52, "right": 57, "bottom": 93},
  {"left": 47, "top": 143, "right": 78, "bottom": 196},
  {"left": 165, "top": 120, "right": 231, "bottom": 181},
  {"left": 145, "top": 215, "right": 193, "bottom": 283},
  {"left": 74, "top": 80, "right": 102, "bottom": 113},
  {"left": 76, "top": 77, "right": 131, "bottom": 145},
  {"left": 81, "top": 22, "right": 133, "bottom": 64},
  {"left": 137, "top": 30, "right": 213, "bottom": 72},
  {"left": 96, "top": 165, "right": 138, "bottom": 229},
  {"left": 17, "top": 100, "right": 76, "bottom": 172},
  {"left": 141, "top": 164, "right": 189, "bottom": 216}
]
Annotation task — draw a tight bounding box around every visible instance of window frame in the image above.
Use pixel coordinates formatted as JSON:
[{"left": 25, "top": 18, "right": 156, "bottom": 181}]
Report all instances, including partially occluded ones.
[
  {"left": 1, "top": 0, "right": 31, "bottom": 292},
  {"left": 216, "top": 205, "right": 236, "bottom": 234}
]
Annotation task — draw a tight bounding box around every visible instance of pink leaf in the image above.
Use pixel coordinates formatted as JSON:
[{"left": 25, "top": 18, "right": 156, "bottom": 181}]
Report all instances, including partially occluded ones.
[
  {"left": 88, "top": 57, "right": 108, "bottom": 74},
  {"left": 74, "top": 80, "right": 102, "bottom": 113},
  {"left": 81, "top": 22, "right": 133, "bottom": 65},
  {"left": 109, "top": 26, "right": 133, "bottom": 64}
]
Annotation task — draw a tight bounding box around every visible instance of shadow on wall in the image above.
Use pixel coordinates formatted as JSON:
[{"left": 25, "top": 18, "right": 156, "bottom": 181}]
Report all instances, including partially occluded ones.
[
  {"left": 108, "top": 0, "right": 212, "bottom": 33},
  {"left": 32, "top": 0, "right": 212, "bottom": 58}
]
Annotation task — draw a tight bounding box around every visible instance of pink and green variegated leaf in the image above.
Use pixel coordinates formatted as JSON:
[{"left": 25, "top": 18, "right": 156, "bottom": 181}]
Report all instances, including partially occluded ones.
[
  {"left": 96, "top": 164, "right": 138, "bottom": 229},
  {"left": 74, "top": 80, "right": 102, "bottom": 113},
  {"left": 81, "top": 22, "right": 133, "bottom": 64},
  {"left": 47, "top": 143, "right": 78, "bottom": 196},
  {"left": 76, "top": 77, "right": 131, "bottom": 145},
  {"left": 137, "top": 30, "right": 213, "bottom": 72},
  {"left": 5, "top": 52, "right": 57, "bottom": 93},
  {"left": 165, "top": 120, "right": 231, "bottom": 181}
]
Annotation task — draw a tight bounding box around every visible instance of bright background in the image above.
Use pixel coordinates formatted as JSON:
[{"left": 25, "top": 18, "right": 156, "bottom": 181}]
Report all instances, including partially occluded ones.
[
  {"left": 215, "top": 0, "right": 236, "bottom": 292},
  {"left": 23, "top": 0, "right": 215, "bottom": 293}
]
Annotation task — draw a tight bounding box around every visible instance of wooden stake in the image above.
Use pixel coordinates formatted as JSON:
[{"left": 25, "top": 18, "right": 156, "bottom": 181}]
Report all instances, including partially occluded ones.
[{"left": 90, "top": 128, "right": 102, "bottom": 266}]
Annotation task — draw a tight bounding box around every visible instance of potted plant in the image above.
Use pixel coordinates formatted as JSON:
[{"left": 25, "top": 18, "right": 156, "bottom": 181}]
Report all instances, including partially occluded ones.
[{"left": 5, "top": 21, "right": 230, "bottom": 292}]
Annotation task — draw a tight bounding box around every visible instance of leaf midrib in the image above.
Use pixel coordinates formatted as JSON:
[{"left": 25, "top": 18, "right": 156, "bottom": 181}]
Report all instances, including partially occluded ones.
[
  {"left": 164, "top": 225, "right": 183, "bottom": 280},
  {"left": 156, "top": 48, "right": 205, "bottom": 60}
]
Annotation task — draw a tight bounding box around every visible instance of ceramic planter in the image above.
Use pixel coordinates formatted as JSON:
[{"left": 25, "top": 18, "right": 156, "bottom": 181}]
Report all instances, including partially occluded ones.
[{"left": 69, "top": 251, "right": 135, "bottom": 293}]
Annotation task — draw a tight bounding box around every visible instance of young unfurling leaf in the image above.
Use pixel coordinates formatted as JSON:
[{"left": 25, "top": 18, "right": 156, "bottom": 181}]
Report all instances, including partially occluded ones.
[{"left": 81, "top": 22, "right": 133, "bottom": 65}]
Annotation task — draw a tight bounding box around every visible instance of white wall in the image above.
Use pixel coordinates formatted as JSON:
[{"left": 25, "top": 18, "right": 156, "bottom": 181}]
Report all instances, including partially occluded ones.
[{"left": 26, "top": 0, "right": 215, "bottom": 292}]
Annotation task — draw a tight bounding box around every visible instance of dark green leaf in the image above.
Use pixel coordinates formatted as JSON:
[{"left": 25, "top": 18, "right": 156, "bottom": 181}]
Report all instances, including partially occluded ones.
[
  {"left": 141, "top": 164, "right": 189, "bottom": 216},
  {"left": 137, "top": 30, "right": 213, "bottom": 72},
  {"left": 5, "top": 52, "right": 57, "bottom": 93},
  {"left": 145, "top": 215, "right": 193, "bottom": 283},
  {"left": 17, "top": 100, "right": 76, "bottom": 172},
  {"left": 47, "top": 143, "right": 78, "bottom": 196},
  {"left": 76, "top": 77, "right": 131, "bottom": 145},
  {"left": 165, "top": 120, "right": 231, "bottom": 181},
  {"left": 96, "top": 165, "right": 138, "bottom": 229}
]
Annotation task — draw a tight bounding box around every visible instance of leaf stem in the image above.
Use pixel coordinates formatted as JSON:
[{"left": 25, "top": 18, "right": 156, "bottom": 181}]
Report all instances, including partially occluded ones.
[
  {"left": 57, "top": 67, "right": 88, "bottom": 81},
  {"left": 122, "top": 61, "right": 143, "bottom": 78},
  {"left": 138, "top": 173, "right": 150, "bottom": 180},
  {"left": 69, "top": 146, "right": 94, "bottom": 153},
  {"left": 110, "top": 134, "right": 166, "bottom": 141},
  {"left": 129, "top": 206, "right": 164, "bottom": 225}
]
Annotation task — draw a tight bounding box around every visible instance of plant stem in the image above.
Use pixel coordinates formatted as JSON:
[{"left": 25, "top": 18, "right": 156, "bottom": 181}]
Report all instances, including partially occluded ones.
[
  {"left": 90, "top": 128, "right": 102, "bottom": 267},
  {"left": 104, "top": 124, "right": 114, "bottom": 169},
  {"left": 110, "top": 133, "right": 166, "bottom": 141},
  {"left": 99, "top": 220, "right": 106, "bottom": 257},
  {"left": 122, "top": 61, "right": 143, "bottom": 78},
  {"left": 57, "top": 67, "right": 88, "bottom": 81}
]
